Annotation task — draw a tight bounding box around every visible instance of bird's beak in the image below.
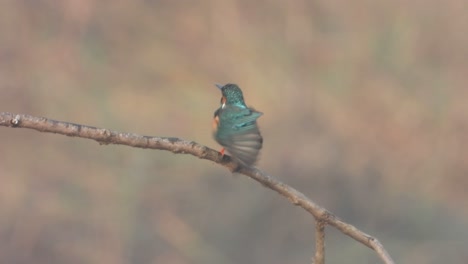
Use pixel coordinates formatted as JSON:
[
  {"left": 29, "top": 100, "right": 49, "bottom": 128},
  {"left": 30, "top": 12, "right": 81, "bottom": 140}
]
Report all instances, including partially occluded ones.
[{"left": 215, "top": 83, "right": 223, "bottom": 90}]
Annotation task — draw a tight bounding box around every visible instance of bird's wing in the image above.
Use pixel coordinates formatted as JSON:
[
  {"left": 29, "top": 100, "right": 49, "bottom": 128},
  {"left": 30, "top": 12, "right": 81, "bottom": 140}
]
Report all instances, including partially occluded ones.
[{"left": 216, "top": 107, "right": 263, "bottom": 166}]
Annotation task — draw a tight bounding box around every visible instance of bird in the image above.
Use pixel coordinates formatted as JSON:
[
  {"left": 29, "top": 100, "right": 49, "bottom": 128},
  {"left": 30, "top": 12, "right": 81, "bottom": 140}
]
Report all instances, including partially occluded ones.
[{"left": 213, "top": 83, "right": 263, "bottom": 167}]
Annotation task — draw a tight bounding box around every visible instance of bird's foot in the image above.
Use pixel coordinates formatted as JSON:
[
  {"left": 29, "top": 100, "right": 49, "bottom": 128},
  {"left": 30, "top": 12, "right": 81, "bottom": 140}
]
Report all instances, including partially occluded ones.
[{"left": 220, "top": 148, "right": 225, "bottom": 157}]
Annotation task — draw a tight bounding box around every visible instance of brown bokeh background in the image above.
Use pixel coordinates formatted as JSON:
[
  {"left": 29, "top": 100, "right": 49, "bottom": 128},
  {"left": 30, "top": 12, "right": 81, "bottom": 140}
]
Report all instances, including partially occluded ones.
[{"left": 1, "top": 1, "right": 467, "bottom": 263}]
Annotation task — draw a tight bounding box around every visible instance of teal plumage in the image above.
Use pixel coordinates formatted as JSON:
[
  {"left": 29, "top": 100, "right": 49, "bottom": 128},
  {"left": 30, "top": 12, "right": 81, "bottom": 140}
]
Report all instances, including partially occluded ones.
[{"left": 213, "top": 84, "right": 263, "bottom": 166}]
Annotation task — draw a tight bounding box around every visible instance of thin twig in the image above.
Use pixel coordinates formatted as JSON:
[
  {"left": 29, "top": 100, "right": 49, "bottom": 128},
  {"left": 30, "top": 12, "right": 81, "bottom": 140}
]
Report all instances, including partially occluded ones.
[
  {"left": 313, "top": 220, "right": 325, "bottom": 264},
  {"left": 0, "top": 112, "right": 395, "bottom": 264}
]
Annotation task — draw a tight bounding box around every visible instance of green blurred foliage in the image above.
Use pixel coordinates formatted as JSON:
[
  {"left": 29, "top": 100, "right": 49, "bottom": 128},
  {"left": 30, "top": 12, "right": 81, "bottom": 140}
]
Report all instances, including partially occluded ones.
[{"left": 1, "top": 1, "right": 467, "bottom": 263}]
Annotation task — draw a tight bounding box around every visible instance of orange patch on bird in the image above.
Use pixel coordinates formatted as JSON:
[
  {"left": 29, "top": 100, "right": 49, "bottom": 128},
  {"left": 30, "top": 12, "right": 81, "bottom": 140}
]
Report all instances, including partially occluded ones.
[
  {"left": 220, "top": 96, "right": 226, "bottom": 107},
  {"left": 212, "top": 115, "right": 220, "bottom": 131}
]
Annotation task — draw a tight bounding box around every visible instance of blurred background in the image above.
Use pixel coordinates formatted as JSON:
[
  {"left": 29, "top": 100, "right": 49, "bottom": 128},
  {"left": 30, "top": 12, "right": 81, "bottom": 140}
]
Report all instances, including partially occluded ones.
[{"left": 1, "top": 1, "right": 467, "bottom": 263}]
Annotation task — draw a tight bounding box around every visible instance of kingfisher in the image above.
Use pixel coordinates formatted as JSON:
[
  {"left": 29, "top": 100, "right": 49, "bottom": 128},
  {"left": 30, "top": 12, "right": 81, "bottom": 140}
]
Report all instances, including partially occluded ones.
[{"left": 213, "top": 83, "right": 263, "bottom": 167}]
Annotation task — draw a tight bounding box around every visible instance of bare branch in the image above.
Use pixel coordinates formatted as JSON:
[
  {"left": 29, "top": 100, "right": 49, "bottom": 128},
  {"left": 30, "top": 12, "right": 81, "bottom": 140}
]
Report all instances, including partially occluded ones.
[
  {"left": 313, "top": 220, "right": 325, "bottom": 264},
  {"left": 0, "top": 112, "right": 395, "bottom": 264}
]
